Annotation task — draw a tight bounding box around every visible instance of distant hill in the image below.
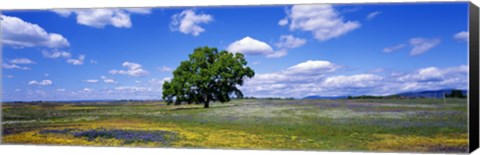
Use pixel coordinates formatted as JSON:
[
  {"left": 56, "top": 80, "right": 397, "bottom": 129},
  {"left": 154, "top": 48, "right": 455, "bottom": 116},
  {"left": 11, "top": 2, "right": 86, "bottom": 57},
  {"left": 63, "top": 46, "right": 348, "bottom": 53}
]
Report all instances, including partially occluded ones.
[
  {"left": 303, "top": 95, "right": 348, "bottom": 100},
  {"left": 303, "top": 89, "right": 467, "bottom": 100},
  {"left": 395, "top": 89, "right": 467, "bottom": 99}
]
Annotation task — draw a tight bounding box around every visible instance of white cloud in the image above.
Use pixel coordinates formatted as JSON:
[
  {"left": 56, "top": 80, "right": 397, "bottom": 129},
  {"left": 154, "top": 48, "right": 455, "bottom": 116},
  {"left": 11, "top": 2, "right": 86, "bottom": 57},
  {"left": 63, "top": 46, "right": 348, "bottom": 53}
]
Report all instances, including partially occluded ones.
[
  {"left": 323, "top": 74, "right": 383, "bottom": 88},
  {"left": 42, "top": 50, "right": 72, "bottom": 59},
  {"left": 114, "top": 86, "right": 152, "bottom": 92},
  {"left": 159, "top": 66, "right": 173, "bottom": 72},
  {"left": 398, "top": 65, "right": 467, "bottom": 83},
  {"left": 90, "top": 60, "right": 98, "bottom": 64},
  {"left": 10, "top": 58, "right": 35, "bottom": 64},
  {"left": 284, "top": 5, "right": 360, "bottom": 41},
  {"left": 2, "top": 63, "right": 30, "bottom": 70},
  {"left": 266, "top": 50, "right": 288, "bottom": 58},
  {"left": 53, "top": 9, "right": 73, "bottom": 17},
  {"left": 67, "top": 55, "right": 86, "bottom": 65},
  {"left": 383, "top": 44, "right": 406, "bottom": 53},
  {"left": 81, "top": 88, "right": 93, "bottom": 93},
  {"left": 227, "top": 36, "right": 274, "bottom": 55},
  {"left": 285, "top": 60, "right": 341, "bottom": 75},
  {"left": 42, "top": 50, "right": 85, "bottom": 65},
  {"left": 409, "top": 38, "right": 441, "bottom": 56},
  {"left": 28, "top": 80, "right": 53, "bottom": 86},
  {"left": 453, "top": 31, "right": 468, "bottom": 42},
  {"left": 53, "top": 8, "right": 151, "bottom": 28},
  {"left": 244, "top": 60, "right": 341, "bottom": 86},
  {"left": 227, "top": 36, "right": 301, "bottom": 58},
  {"left": 103, "top": 79, "right": 116, "bottom": 84},
  {"left": 275, "top": 35, "right": 307, "bottom": 49},
  {"left": 170, "top": 9, "right": 213, "bottom": 36},
  {"left": 393, "top": 65, "right": 468, "bottom": 91},
  {"left": 123, "top": 8, "right": 152, "bottom": 14},
  {"left": 366, "top": 11, "right": 382, "bottom": 20},
  {"left": 101, "top": 76, "right": 117, "bottom": 84},
  {"left": 57, "top": 89, "right": 66, "bottom": 92},
  {"left": 0, "top": 15, "right": 70, "bottom": 48},
  {"left": 2, "top": 58, "right": 35, "bottom": 70},
  {"left": 278, "top": 17, "right": 289, "bottom": 26},
  {"left": 84, "top": 79, "right": 99, "bottom": 83},
  {"left": 149, "top": 77, "right": 172, "bottom": 85},
  {"left": 241, "top": 60, "right": 342, "bottom": 96},
  {"left": 109, "top": 61, "right": 149, "bottom": 77},
  {"left": 240, "top": 58, "right": 466, "bottom": 98}
]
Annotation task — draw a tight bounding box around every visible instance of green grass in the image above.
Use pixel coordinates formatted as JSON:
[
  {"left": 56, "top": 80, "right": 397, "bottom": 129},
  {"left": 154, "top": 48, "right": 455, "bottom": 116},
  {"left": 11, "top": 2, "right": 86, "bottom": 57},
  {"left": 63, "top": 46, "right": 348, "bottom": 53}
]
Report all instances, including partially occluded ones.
[{"left": 1, "top": 98, "right": 468, "bottom": 152}]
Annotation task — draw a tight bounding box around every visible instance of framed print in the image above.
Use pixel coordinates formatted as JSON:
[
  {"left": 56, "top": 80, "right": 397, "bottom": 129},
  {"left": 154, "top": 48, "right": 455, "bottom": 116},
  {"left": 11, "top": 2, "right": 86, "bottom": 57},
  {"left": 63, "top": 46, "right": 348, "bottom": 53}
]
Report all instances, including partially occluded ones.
[{"left": 1, "top": 1, "right": 479, "bottom": 154}]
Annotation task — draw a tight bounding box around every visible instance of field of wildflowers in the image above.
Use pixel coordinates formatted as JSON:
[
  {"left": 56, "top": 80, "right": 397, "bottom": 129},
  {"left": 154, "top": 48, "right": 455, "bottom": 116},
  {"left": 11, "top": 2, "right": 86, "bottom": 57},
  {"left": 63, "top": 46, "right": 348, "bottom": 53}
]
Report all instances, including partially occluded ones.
[{"left": 1, "top": 98, "right": 469, "bottom": 152}]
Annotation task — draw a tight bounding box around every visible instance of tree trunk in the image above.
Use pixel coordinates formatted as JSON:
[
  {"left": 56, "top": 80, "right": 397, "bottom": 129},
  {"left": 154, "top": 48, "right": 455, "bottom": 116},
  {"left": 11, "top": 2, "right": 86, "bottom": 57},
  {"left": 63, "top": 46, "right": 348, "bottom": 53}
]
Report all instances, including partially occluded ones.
[
  {"left": 204, "top": 102, "right": 209, "bottom": 108},
  {"left": 204, "top": 98, "right": 210, "bottom": 108}
]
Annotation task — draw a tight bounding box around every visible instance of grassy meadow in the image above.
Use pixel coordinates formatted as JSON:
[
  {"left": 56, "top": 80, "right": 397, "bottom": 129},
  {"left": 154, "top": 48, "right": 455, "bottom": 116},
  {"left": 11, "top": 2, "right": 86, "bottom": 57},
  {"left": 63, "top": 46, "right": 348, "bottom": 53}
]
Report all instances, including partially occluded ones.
[{"left": 1, "top": 98, "right": 468, "bottom": 153}]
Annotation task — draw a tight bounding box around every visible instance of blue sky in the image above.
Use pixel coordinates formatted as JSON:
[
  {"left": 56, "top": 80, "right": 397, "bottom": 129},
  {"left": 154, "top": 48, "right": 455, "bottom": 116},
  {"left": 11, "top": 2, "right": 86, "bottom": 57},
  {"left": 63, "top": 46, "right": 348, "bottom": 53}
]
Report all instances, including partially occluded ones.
[{"left": 1, "top": 2, "right": 470, "bottom": 101}]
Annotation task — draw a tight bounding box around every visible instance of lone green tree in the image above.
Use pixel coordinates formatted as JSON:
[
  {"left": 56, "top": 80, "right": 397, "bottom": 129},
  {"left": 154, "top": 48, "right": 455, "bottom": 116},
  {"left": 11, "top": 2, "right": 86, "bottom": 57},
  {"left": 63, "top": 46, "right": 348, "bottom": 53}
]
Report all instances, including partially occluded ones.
[{"left": 162, "top": 46, "right": 255, "bottom": 108}]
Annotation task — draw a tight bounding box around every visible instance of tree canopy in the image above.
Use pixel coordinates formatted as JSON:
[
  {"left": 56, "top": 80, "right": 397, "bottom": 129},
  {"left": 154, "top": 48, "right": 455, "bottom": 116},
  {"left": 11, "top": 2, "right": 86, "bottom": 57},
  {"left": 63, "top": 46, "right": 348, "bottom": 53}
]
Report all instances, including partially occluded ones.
[{"left": 162, "top": 46, "right": 255, "bottom": 108}]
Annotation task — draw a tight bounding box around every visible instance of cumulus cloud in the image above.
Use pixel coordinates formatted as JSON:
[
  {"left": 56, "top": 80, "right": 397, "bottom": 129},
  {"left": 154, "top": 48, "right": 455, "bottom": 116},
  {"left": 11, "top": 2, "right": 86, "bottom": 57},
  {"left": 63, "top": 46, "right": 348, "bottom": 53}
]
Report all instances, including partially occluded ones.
[
  {"left": 170, "top": 9, "right": 213, "bottom": 36},
  {"left": 391, "top": 65, "right": 468, "bottom": 92},
  {"left": 240, "top": 60, "right": 343, "bottom": 97},
  {"left": 114, "top": 86, "right": 152, "bottom": 92},
  {"left": 242, "top": 60, "right": 341, "bottom": 87},
  {"left": 409, "top": 38, "right": 441, "bottom": 56},
  {"left": 28, "top": 80, "right": 53, "bottom": 86},
  {"left": 323, "top": 74, "right": 383, "bottom": 88},
  {"left": 284, "top": 60, "right": 341, "bottom": 75},
  {"left": 42, "top": 50, "right": 85, "bottom": 66},
  {"left": 227, "top": 36, "right": 273, "bottom": 55},
  {"left": 278, "top": 17, "right": 289, "bottom": 26},
  {"left": 383, "top": 44, "right": 406, "bottom": 53},
  {"left": 265, "top": 49, "right": 288, "bottom": 58},
  {"left": 84, "top": 79, "right": 99, "bottom": 83},
  {"left": 67, "top": 55, "right": 86, "bottom": 65},
  {"left": 42, "top": 50, "right": 72, "bottom": 59},
  {"left": 109, "top": 61, "right": 149, "bottom": 77},
  {"left": 227, "top": 36, "right": 288, "bottom": 58},
  {"left": 228, "top": 35, "right": 307, "bottom": 58},
  {"left": 10, "top": 58, "right": 35, "bottom": 64},
  {"left": 159, "top": 66, "right": 173, "bottom": 72},
  {"left": 282, "top": 5, "right": 360, "bottom": 41},
  {"left": 275, "top": 35, "right": 307, "bottom": 49},
  {"left": 53, "top": 8, "right": 151, "bottom": 28},
  {"left": 2, "top": 63, "right": 30, "bottom": 70},
  {"left": 149, "top": 77, "right": 172, "bottom": 86},
  {"left": 81, "top": 88, "right": 93, "bottom": 93},
  {"left": 242, "top": 60, "right": 341, "bottom": 92},
  {"left": 1, "top": 15, "right": 70, "bottom": 48},
  {"left": 398, "top": 65, "right": 467, "bottom": 83},
  {"left": 453, "top": 31, "right": 468, "bottom": 42},
  {"left": 123, "top": 8, "right": 152, "bottom": 14},
  {"left": 366, "top": 11, "right": 382, "bottom": 20},
  {"left": 2, "top": 58, "right": 35, "bottom": 70},
  {"left": 240, "top": 60, "right": 467, "bottom": 98},
  {"left": 101, "top": 76, "right": 117, "bottom": 84}
]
